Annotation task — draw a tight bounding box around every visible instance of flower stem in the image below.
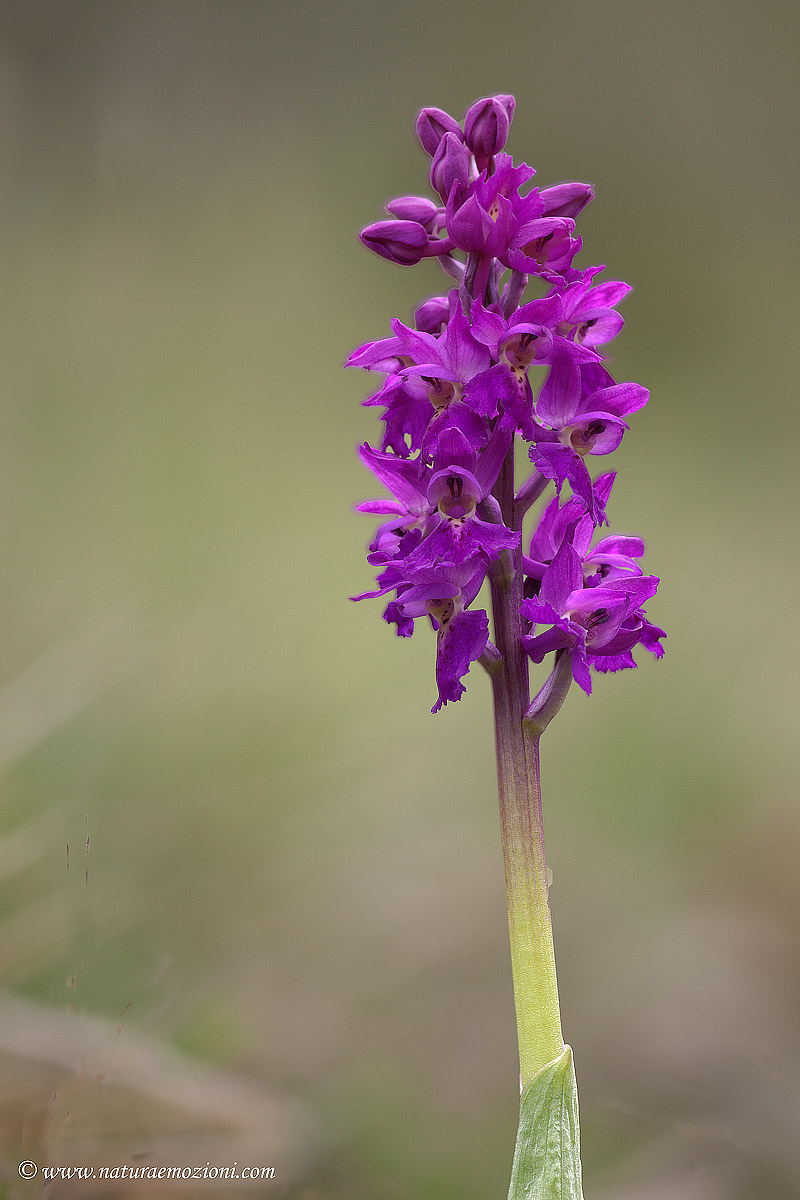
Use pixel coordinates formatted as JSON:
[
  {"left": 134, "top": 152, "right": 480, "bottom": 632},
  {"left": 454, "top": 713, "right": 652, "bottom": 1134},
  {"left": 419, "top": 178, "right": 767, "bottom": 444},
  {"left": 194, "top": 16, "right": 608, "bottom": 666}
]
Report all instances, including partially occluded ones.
[{"left": 490, "top": 448, "right": 564, "bottom": 1087}]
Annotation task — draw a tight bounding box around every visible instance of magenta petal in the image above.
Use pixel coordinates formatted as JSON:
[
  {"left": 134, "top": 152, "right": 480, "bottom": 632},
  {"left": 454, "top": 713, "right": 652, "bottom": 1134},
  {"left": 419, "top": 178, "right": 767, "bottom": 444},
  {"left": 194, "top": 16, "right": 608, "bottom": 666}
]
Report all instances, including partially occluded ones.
[
  {"left": 587, "top": 280, "right": 632, "bottom": 308},
  {"left": 584, "top": 383, "right": 649, "bottom": 418},
  {"left": 591, "top": 650, "right": 637, "bottom": 673},
  {"left": 514, "top": 295, "right": 563, "bottom": 329},
  {"left": 536, "top": 351, "right": 583, "bottom": 428},
  {"left": 432, "top": 608, "right": 489, "bottom": 713},
  {"left": 356, "top": 500, "right": 408, "bottom": 516},
  {"left": 640, "top": 621, "right": 666, "bottom": 658},
  {"left": 540, "top": 538, "right": 583, "bottom": 612},
  {"left": 406, "top": 514, "right": 518, "bottom": 570},
  {"left": 475, "top": 423, "right": 513, "bottom": 495},
  {"left": 522, "top": 626, "right": 575, "bottom": 662},
  {"left": 469, "top": 300, "right": 508, "bottom": 353},
  {"left": 602, "top": 574, "right": 660, "bottom": 607},
  {"left": 345, "top": 336, "right": 405, "bottom": 372},
  {"left": 421, "top": 402, "right": 489, "bottom": 460},
  {"left": 592, "top": 534, "right": 645, "bottom": 559},
  {"left": 529, "top": 492, "right": 585, "bottom": 562},
  {"left": 531, "top": 443, "right": 600, "bottom": 521},
  {"left": 570, "top": 650, "right": 593, "bottom": 695},
  {"left": 358, "top": 443, "right": 427, "bottom": 509},
  {"left": 519, "top": 597, "right": 564, "bottom": 627},
  {"left": 464, "top": 364, "right": 506, "bottom": 419},
  {"left": 391, "top": 319, "right": 442, "bottom": 369},
  {"left": 574, "top": 310, "right": 625, "bottom": 347},
  {"left": 566, "top": 411, "right": 627, "bottom": 456}
]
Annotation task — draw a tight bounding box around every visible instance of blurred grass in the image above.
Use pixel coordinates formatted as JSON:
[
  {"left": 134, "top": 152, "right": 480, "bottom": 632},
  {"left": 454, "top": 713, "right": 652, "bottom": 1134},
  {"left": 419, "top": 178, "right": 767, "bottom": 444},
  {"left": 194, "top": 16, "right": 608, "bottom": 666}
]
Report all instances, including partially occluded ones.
[{"left": 0, "top": 1, "right": 798, "bottom": 1197}]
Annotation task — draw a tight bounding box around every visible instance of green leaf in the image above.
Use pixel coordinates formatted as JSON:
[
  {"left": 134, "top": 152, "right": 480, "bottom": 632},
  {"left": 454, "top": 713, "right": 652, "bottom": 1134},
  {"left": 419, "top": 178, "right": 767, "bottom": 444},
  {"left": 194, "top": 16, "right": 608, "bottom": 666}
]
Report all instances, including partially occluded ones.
[{"left": 507, "top": 1044, "right": 584, "bottom": 1200}]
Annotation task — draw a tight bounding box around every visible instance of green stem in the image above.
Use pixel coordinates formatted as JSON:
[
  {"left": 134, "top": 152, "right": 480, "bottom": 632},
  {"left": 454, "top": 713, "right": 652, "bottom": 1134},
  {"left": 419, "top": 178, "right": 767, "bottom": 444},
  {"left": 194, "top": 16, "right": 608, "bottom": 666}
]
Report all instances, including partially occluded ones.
[{"left": 490, "top": 448, "right": 564, "bottom": 1087}]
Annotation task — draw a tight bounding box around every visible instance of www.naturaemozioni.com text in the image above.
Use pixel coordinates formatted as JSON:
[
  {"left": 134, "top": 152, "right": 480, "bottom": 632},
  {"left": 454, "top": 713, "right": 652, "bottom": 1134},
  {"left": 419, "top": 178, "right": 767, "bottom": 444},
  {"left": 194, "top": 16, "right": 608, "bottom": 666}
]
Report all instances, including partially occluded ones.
[{"left": 19, "top": 1163, "right": 276, "bottom": 1182}]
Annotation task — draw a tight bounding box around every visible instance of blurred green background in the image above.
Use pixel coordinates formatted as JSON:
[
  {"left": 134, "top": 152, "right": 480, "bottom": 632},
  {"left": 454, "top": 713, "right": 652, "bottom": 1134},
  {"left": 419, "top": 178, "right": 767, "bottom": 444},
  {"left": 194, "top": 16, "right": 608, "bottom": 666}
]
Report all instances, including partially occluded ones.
[{"left": 0, "top": 2, "right": 798, "bottom": 1197}]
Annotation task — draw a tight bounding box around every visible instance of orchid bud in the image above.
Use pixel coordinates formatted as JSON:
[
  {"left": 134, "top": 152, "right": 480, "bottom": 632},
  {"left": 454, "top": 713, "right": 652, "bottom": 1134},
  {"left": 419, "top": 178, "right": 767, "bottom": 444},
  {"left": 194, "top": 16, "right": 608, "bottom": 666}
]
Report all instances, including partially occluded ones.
[
  {"left": 414, "top": 295, "right": 449, "bottom": 333},
  {"left": 494, "top": 93, "right": 516, "bottom": 122},
  {"left": 416, "top": 106, "right": 463, "bottom": 157},
  {"left": 359, "top": 219, "right": 429, "bottom": 265},
  {"left": 538, "top": 182, "right": 594, "bottom": 219},
  {"left": 430, "top": 131, "right": 471, "bottom": 203},
  {"left": 464, "top": 95, "right": 511, "bottom": 167},
  {"left": 385, "top": 195, "right": 440, "bottom": 232}
]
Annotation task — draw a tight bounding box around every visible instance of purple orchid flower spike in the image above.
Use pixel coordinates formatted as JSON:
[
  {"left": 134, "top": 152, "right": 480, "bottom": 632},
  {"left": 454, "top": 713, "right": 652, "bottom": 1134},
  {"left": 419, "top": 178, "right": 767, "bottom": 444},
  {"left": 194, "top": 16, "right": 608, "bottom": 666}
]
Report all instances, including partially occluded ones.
[{"left": 349, "top": 93, "right": 665, "bottom": 1199}]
